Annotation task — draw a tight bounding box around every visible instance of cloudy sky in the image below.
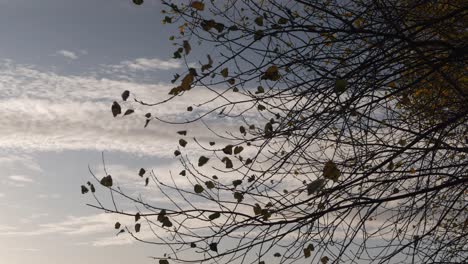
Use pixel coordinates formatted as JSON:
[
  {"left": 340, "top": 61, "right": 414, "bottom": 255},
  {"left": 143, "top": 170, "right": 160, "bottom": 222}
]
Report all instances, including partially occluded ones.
[{"left": 0, "top": 1, "right": 230, "bottom": 263}]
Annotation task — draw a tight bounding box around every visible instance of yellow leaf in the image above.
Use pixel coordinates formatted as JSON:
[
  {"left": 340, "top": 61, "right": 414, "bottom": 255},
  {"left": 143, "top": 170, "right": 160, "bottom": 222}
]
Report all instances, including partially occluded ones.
[
  {"left": 191, "top": 1, "right": 205, "bottom": 11},
  {"left": 323, "top": 161, "right": 340, "bottom": 182},
  {"left": 220, "top": 68, "right": 229, "bottom": 78}
]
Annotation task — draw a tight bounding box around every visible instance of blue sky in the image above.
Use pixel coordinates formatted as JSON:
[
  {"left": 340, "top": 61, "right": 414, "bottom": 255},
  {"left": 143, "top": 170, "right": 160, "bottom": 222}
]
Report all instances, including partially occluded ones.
[{"left": 0, "top": 1, "right": 226, "bottom": 263}]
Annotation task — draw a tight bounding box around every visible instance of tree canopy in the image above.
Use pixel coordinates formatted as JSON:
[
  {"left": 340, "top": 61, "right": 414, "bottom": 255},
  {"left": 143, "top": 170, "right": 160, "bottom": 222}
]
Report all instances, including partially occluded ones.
[{"left": 83, "top": 1, "right": 467, "bottom": 263}]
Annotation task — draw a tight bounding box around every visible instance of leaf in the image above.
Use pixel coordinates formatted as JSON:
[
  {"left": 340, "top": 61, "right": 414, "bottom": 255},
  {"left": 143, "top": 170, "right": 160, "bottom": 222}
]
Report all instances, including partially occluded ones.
[
  {"left": 139, "top": 168, "right": 146, "bottom": 177},
  {"left": 194, "top": 184, "right": 204, "bottom": 193},
  {"left": 304, "top": 247, "right": 311, "bottom": 258},
  {"left": 278, "top": 17, "right": 288, "bottom": 24},
  {"left": 323, "top": 161, "right": 340, "bottom": 182},
  {"left": 133, "top": 0, "right": 143, "bottom": 5},
  {"left": 201, "top": 55, "right": 213, "bottom": 72},
  {"left": 220, "top": 68, "right": 229, "bottom": 78},
  {"left": 198, "top": 156, "right": 209, "bottom": 166},
  {"left": 116, "top": 229, "right": 125, "bottom": 236},
  {"left": 208, "top": 212, "right": 221, "bottom": 220},
  {"left": 81, "top": 185, "right": 89, "bottom": 194},
  {"left": 190, "top": 242, "right": 196, "bottom": 248},
  {"left": 261, "top": 66, "right": 280, "bottom": 81},
  {"left": 135, "top": 213, "right": 141, "bottom": 222},
  {"left": 264, "top": 122, "right": 273, "bottom": 137},
  {"left": 258, "top": 104, "right": 266, "bottom": 111},
  {"left": 162, "top": 217, "right": 173, "bottom": 227},
  {"left": 159, "top": 260, "right": 169, "bottom": 264},
  {"left": 227, "top": 78, "right": 235, "bottom": 85},
  {"left": 183, "top": 40, "right": 191, "bottom": 55},
  {"left": 232, "top": 179, "right": 242, "bottom": 187},
  {"left": 255, "top": 86, "right": 265, "bottom": 94},
  {"left": 187, "top": 106, "right": 193, "bottom": 111},
  {"left": 145, "top": 177, "right": 149, "bottom": 186},
  {"left": 177, "top": 130, "right": 187, "bottom": 136},
  {"left": 144, "top": 119, "right": 150, "bottom": 128},
  {"left": 335, "top": 79, "right": 347, "bottom": 93},
  {"left": 100, "top": 175, "right": 113, "bottom": 187},
  {"left": 234, "top": 146, "right": 244, "bottom": 155},
  {"left": 254, "top": 16, "right": 264, "bottom": 26},
  {"left": 274, "top": 252, "right": 281, "bottom": 257},
  {"left": 239, "top": 126, "right": 246, "bottom": 135},
  {"left": 321, "top": 256, "right": 330, "bottom": 264},
  {"left": 222, "top": 145, "right": 233, "bottom": 155},
  {"left": 114, "top": 222, "right": 121, "bottom": 229},
  {"left": 124, "top": 109, "right": 134, "bottom": 116},
  {"left": 205, "top": 181, "right": 215, "bottom": 189},
  {"left": 89, "top": 183, "right": 96, "bottom": 193},
  {"left": 179, "top": 170, "right": 186, "bottom": 176},
  {"left": 174, "top": 150, "right": 181, "bottom": 157},
  {"left": 209, "top": 142, "right": 215, "bottom": 146},
  {"left": 253, "top": 203, "right": 262, "bottom": 215},
  {"left": 307, "top": 179, "right": 326, "bottom": 195},
  {"left": 145, "top": 113, "right": 151, "bottom": 118},
  {"left": 209, "top": 242, "right": 218, "bottom": 252},
  {"left": 134, "top": 223, "right": 141, "bottom": 233},
  {"left": 179, "top": 73, "right": 194, "bottom": 91},
  {"left": 121, "top": 90, "right": 130, "bottom": 101},
  {"left": 191, "top": 1, "right": 205, "bottom": 11},
  {"left": 179, "top": 139, "right": 187, "bottom": 147},
  {"left": 233, "top": 192, "right": 244, "bottom": 202},
  {"left": 111, "top": 101, "right": 121, "bottom": 117},
  {"left": 222, "top": 157, "right": 233, "bottom": 169}
]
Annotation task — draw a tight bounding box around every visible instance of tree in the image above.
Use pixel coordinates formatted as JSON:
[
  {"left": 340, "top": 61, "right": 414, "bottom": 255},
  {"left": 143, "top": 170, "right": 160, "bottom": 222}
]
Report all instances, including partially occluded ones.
[{"left": 83, "top": 1, "right": 467, "bottom": 263}]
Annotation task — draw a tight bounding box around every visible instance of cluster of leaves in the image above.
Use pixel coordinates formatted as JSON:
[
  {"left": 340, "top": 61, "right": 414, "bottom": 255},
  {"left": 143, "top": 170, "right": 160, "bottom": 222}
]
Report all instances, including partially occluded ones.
[{"left": 85, "top": 1, "right": 468, "bottom": 264}]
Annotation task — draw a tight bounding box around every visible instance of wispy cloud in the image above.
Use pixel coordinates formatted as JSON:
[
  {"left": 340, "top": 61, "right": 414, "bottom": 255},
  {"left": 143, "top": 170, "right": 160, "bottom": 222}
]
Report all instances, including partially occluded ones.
[
  {"left": 0, "top": 60, "right": 243, "bottom": 156},
  {"left": 8, "top": 175, "right": 34, "bottom": 183},
  {"left": 106, "top": 57, "right": 182, "bottom": 72},
  {"left": 55, "top": 50, "right": 79, "bottom": 60}
]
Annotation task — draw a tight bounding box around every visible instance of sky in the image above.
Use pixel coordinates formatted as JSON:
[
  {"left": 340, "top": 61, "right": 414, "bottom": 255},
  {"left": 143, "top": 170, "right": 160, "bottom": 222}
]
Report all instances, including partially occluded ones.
[{"left": 0, "top": 1, "right": 226, "bottom": 263}]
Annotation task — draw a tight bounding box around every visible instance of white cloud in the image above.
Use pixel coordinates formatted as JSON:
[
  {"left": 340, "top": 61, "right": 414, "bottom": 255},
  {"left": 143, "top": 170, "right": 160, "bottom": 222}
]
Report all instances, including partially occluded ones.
[
  {"left": 0, "top": 193, "right": 5, "bottom": 198},
  {"left": 106, "top": 57, "right": 182, "bottom": 72},
  {"left": 0, "top": 60, "right": 245, "bottom": 157},
  {"left": 56, "top": 50, "right": 79, "bottom": 60},
  {"left": 8, "top": 175, "right": 34, "bottom": 183}
]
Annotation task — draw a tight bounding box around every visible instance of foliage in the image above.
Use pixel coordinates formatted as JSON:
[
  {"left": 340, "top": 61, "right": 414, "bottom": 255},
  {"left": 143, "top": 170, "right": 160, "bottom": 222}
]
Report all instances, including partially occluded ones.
[{"left": 85, "top": 1, "right": 468, "bottom": 263}]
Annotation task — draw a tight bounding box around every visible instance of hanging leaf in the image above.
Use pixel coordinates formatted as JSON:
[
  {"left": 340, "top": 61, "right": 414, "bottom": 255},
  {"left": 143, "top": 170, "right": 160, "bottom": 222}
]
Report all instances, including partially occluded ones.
[
  {"left": 187, "top": 106, "right": 193, "bottom": 111},
  {"left": 258, "top": 104, "right": 266, "bottom": 111},
  {"left": 274, "top": 253, "right": 281, "bottom": 257},
  {"left": 145, "top": 177, "right": 149, "bottom": 186},
  {"left": 209, "top": 142, "right": 215, "bottom": 146},
  {"left": 191, "top": 1, "right": 205, "bottom": 11},
  {"left": 201, "top": 55, "right": 213, "bottom": 72},
  {"left": 198, "top": 156, "right": 209, "bottom": 166},
  {"left": 174, "top": 150, "right": 181, "bottom": 157},
  {"left": 114, "top": 222, "right": 121, "bottom": 229},
  {"left": 335, "top": 79, "right": 347, "bottom": 93},
  {"left": 321, "top": 256, "right": 330, "bottom": 264},
  {"left": 253, "top": 203, "right": 262, "bottom": 215},
  {"left": 179, "top": 139, "right": 188, "bottom": 147},
  {"left": 177, "top": 130, "right": 187, "bottom": 136},
  {"left": 239, "top": 126, "right": 246, "bottom": 135},
  {"left": 111, "top": 101, "right": 121, "bottom": 117},
  {"left": 138, "top": 168, "right": 146, "bottom": 177},
  {"left": 134, "top": 223, "right": 141, "bottom": 233},
  {"left": 208, "top": 212, "right": 221, "bottom": 220},
  {"left": 323, "top": 161, "right": 340, "bottom": 182},
  {"left": 100, "top": 175, "right": 113, "bottom": 187},
  {"left": 159, "top": 260, "right": 169, "bottom": 264},
  {"left": 234, "top": 146, "right": 244, "bottom": 155},
  {"left": 133, "top": 0, "right": 143, "bottom": 5},
  {"left": 220, "top": 68, "right": 229, "bottom": 78},
  {"left": 121, "top": 90, "right": 130, "bottom": 101},
  {"left": 124, "top": 109, "right": 134, "bottom": 116},
  {"left": 190, "top": 242, "right": 196, "bottom": 248},
  {"left": 255, "top": 86, "right": 265, "bottom": 94},
  {"left": 233, "top": 192, "right": 244, "bottom": 202},
  {"left": 81, "top": 185, "right": 89, "bottom": 194},
  {"left": 254, "top": 16, "right": 264, "bottom": 26},
  {"left": 183, "top": 40, "right": 191, "bottom": 55},
  {"left": 278, "top": 17, "right": 288, "bottom": 24},
  {"left": 307, "top": 179, "right": 326, "bottom": 195},
  {"left": 194, "top": 184, "right": 204, "bottom": 193},
  {"left": 162, "top": 217, "right": 173, "bottom": 227},
  {"left": 179, "top": 170, "right": 186, "bottom": 176},
  {"left": 135, "top": 212, "right": 141, "bottom": 222},
  {"left": 222, "top": 145, "right": 233, "bottom": 155},
  {"left": 205, "top": 181, "right": 215, "bottom": 189},
  {"left": 209, "top": 243, "right": 218, "bottom": 252},
  {"left": 222, "top": 157, "right": 233, "bottom": 169},
  {"left": 232, "top": 179, "right": 242, "bottom": 187},
  {"left": 261, "top": 66, "right": 280, "bottom": 81},
  {"left": 89, "top": 183, "right": 96, "bottom": 193}
]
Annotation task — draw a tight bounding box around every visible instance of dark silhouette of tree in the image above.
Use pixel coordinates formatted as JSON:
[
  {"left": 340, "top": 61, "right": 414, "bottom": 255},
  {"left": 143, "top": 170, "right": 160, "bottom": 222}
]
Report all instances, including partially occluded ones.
[{"left": 83, "top": 1, "right": 467, "bottom": 263}]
